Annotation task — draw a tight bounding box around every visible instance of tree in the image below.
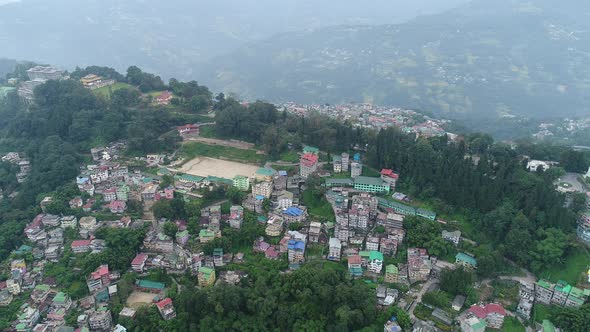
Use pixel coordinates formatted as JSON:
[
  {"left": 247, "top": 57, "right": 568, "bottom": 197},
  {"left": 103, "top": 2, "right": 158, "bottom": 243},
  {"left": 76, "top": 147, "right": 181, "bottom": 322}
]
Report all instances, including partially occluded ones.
[
  {"left": 440, "top": 267, "right": 475, "bottom": 295},
  {"left": 163, "top": 222, "right": 178, "bottom": 239}
]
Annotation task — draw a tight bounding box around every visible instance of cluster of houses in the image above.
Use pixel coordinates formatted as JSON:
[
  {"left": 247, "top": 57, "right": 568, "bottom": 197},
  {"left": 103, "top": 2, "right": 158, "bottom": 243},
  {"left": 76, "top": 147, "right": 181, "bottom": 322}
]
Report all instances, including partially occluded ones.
[{"left": 1, "top": 152, "right": 31, "bottom": 183}]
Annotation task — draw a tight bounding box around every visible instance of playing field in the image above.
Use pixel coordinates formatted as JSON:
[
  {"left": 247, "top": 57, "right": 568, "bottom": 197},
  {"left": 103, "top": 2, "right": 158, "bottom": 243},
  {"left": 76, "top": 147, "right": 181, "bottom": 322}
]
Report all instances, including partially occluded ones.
[
  {"left": 178, "top": 157, "right": 259, "bottom": 179},
  {"left": 126, "top": 291, "right": 158, "bottom": 309}
]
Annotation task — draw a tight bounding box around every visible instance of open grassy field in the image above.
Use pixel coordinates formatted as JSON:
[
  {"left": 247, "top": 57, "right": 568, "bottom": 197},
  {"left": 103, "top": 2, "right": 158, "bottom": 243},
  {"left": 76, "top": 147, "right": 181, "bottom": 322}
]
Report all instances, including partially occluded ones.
[
  {"left": 499, "top": 317, "right": 525, "bottom": 332},
  {"left": 181, "top": 142, "right": 265, "bottom": 164},
  {"left": 93, "top": 82, "right": 135, "bottom": 99},
  {"left": 540, "top": 245, "right": 590, "bottom": 285}
]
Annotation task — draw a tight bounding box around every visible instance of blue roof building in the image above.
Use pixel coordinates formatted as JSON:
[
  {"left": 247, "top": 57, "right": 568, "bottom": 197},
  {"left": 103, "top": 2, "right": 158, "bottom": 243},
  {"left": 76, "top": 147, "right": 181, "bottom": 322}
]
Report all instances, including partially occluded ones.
[{"left": 353, "top": 153, "right": 361, "bottom": 161}]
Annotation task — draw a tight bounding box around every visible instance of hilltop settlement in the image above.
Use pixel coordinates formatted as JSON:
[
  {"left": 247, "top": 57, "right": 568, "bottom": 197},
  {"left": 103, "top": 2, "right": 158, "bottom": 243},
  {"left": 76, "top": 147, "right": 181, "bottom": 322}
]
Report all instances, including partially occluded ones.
[{"left": 0, "top": 64, "right": 589, "bottom": 332}]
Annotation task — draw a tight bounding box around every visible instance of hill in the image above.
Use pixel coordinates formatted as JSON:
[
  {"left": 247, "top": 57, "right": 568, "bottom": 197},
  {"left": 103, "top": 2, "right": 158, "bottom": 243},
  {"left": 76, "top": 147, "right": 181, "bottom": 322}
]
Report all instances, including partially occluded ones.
[
  {"left": 200, "top": 0, "right": 590, "bottom": 120},
  {"left": 0, "top": 0, "right": 467, "bottom": 80}
]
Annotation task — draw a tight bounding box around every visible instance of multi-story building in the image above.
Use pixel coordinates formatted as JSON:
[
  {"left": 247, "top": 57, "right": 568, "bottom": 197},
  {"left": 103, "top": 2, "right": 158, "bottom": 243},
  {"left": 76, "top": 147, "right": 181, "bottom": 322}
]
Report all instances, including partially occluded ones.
[
  {"left": 576, "top": 212, "right": 590, "bottom": 245},
  {"left": 516, "top": 282, "right": 535, "bottom": 319},
  {"left": 198, "top": 267, "right": 216, "bottom": 287},
  {"left": 365, "top": 237, "right": 380, "bottom": 251},
  {"left": 60, "top": 215, "right": 77, "bottom": 228},
  {"left": 565, "top": 286, "right": 590, "bottom": 307},
  {"left": 87, "top": 265, "right": 110, "bottom": 293},
  {"left": 80, "top": 74, "right": 115, "bottom": 89},
  {"left": 213, "top": 248, "right": 224, "bottom": 267},
  {"left": 328, "top": 238, "right": 341, "bottom": 261},
  {"left": 276, "top": 190, "right": 294, "bottom": 210},
  {"left": 199, "top": 229, "right": 215, "bottom": 243},
  {"left": 459, "top": 315, "right": 486, "bottom": 332},
  {"left": 341, "top": 153, "right": 350, "bottom": 172},
  {"left": 551, "top": 280, "right": 571, "bottom": 306},
  {"left": 308, "top": 222, "right": 322, "bottom": 243},
  {"left": 229, "top": 205, "right": 244, "bottom": 229},
  {"left": 332, "top": 155, "right": 342, "bottom": 173},
  {"left": 232, "top": 175, "right": 250, "bottom": 191},
  {"left": 89, "top": 310, "right": 113, "bottom": 331},
  {"left": 407, "top": 248, "right": 431, "bottom": 283},
  {"left": 287, "top": 240, "right": 305, "bottom": 263},
  {"left": 442, "top": 230, "right": 461, "bottom": 246},
  {"left": 467, "top": 303, "right": 506, "bottom": 329},
  {"left": 384, "top": 264, "right": 399, "bottom": 284},
  {"left": 350, "top": 162, "right": 362, "bottom": 178},
  {"left": 380, "top": 169, "right": 399, "bottom": 190},
  {"left": 156, "top": 298, "right": 176, "bottom": 320},
  {"left": 380, "top": 238, "right": 398, "bottom": 256},
  {"left": 71, "top": 239, "right": 92, "bottom": 254},
  {"left": 299, "top": 153, "right": 319, "bottom": 178},
  {"left": 535, "top": 279, "right": 555, "bottom": 305},
  {"left": 368, "top": 251, "right": 384, "bottom": 274},
  {"left": 6, "top": 279, "right": 21, "bottom": 295},
  {"left": 353, "top": 176, "right": 390, "bottom": 193},
  {"left": 17, "top": 306, "right": 40, "bottom": 330},
  {"left": 252, "top": 181, "right": 273, "bottom": 199},
  {"left": 26, "top": 66, "right": 64, "bottom": 80},
  {"left": 282, "top": 206, "right": 307, "bottom": 224},
  {"left": 131, "top": 254, "right": 148, "bottom": 273},
  {"left": 348, "top": 255, "right": 363, "bottom": 277},
  {"left": 17, "top": 79, "right": 45, "bottom": 102}
]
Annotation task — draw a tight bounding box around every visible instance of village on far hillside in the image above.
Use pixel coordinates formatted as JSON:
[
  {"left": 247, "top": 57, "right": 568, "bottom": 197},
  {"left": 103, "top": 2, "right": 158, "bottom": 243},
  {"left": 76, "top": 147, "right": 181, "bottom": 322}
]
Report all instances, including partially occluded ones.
[{"left": 0, "top": 65, "right": 590, "bottom": 332}]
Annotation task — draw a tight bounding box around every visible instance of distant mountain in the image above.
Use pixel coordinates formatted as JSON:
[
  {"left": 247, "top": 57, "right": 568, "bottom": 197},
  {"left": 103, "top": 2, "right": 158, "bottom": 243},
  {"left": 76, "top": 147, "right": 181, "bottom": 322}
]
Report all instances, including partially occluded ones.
[
  {"left": 200, "top": 0, "right": 590, "bottom": 120},
  {"left": 0, "top": 0, "right": 467, "bottom": 80}
]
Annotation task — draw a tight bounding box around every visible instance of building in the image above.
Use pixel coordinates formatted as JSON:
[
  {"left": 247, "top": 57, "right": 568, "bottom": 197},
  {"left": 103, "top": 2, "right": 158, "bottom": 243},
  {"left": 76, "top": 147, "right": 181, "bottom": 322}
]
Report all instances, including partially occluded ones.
[
  {"left": 452, "top": 295, "right": 466, "bottom": 311},
  {"left": 71, "top": 239, "right": 92, "bottom": 254},
  {"left": 60, "top": 215, "right": 77, "bottom": 229},
  {"left": 131, "top": 254, "right": 148, "bottom": 273},
  {"left": 6, "top": 279, "right": 21, "bottom": 295},
  {"left": 80, "top": 74, "right": 115, "bottom": 89},
  {"left": 109, "top": 200, "right": 126, "bottom": 213},
  {"left": 384, "top": 320, "right": 402, "bottom": 332},
  {"left": 199, "top": 229, "right": 215, "bottom": 243},
  {"left": 332, "top": 155, "right": 342, "bottom": 173},
  {"left": 154, "top": 91, "right": 173, "bottom": 105},
  {"left": 384, "top": 264, "right": 399, "bottom": 284},
  {"left": 551, "top": 280, "right": 571, "bottom": 306},
  {"left": 198, "top": 267, "right": 216, "bottom": 287},
  {"left": 535, "top": 279, "right": 555, "bottom": 305},
  {"left": 88, "top": 310, "right": 113, "bottom": 331},
  {"left": 527, "top": 160, "right": 551, "bottom": 172},
  {"left": 366, "top": 237, "right": 380, "bottom": 251},
  {"left": 368, "top": 251, "right": 384, "bottom": 274},
  {"left": 282, "top": 206, "right": 307, "bottom": 223},
  {"left": 252, "top": 181, "right": 273, "bottom": 199},
  {"left": 348, "top": 255, "right": 363, "bottom": 277},
  {"left": 288, "top": 240, "right": 305, "bottom": 263},
  {"left": 577, "top": 212, "right": 590, "bottom": 245},
  {"left": 17, "top": 306, "right": 40, "bottom": 330},
  {"left": 353, "top": 176, "right": 390, "bottom": 193},
  {"left": 229, "top": 205, "right": 244, "bottom": 229},
  {"left": 52, "top": 291, "right": 72, "bottom": 310},
  {"left": 213, "top": 248, "right": 224, "bottom": 267},
  {"left": 26, "top": 65, "right": 63, "bottom": 80},
  {"left": 17, "top": 79, "right": 45, "bottom": 102},
  {"left": 0, "top": 289, "right": 13, "bottom": 306},
  {"left": 265, "top": 215, "right": 283, "bottom": 236},
  {"left": 87, "top": 265, "right": 110, "bottom": 293},
  {"left": 341, "top": 153, "right": 350, "bottom": 171},
  {"left": 350, "top": 162, "right": 362, "bottom": 178},
  {"left": 455, "top": 252, "right": 477, "bottom": 270},
  {"left": 467, "top": 303, "right": 506, "bottom": 329},
  {"left": 135, "top": 280, "right": 165, "bottom": 293},
  {"left": 308, "top": 222, "right": 322, "bottom": 243},
  {"left": 328, "top": 238, "right": 341, "bottom": 261},
  {"left": 564, "top": 286, "right": 590, "bottom": 307},
  {"left": 442, "top": 230, "right": 461, "bottom": 246},
  {"left": 380, "top": 169, "right": 399, "bottom": 189},
  {"left": 516, "top": 281, "right": 535, "bottom": 319},
  {"left": 407, "top": 248, "right": 431, "bottom": 283},
  {"left": 232, "top": 175, "right": 250, "bottom": 191},
  {"left": 299, "top": 153, "right": 319, "bottom": 178},
  {"left": 156, "top": 298, "right": 176, "bottom": 320},
  {"left": 459, "top": 315, "right": 486, "bottom": 332},
  {"left": 276, "top": 190, "right": 294, "bottom": 210}
]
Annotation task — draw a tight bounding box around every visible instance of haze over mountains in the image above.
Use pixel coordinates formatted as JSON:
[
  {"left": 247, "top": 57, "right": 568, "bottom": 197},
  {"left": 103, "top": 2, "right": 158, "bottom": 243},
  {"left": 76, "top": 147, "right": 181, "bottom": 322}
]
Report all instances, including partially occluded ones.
[
  {"left": 0, "top": 0, "right": 467, "bottom": 77},
  {"left": 1, "top": 0, "right": 589, "bottom": 121}
]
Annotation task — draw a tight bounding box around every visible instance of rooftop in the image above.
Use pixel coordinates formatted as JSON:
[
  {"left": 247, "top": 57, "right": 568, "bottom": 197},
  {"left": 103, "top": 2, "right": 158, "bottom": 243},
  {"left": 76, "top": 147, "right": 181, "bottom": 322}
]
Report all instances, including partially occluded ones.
[{"left": 354, "top": 176, "right": 386, "bottom": 186}]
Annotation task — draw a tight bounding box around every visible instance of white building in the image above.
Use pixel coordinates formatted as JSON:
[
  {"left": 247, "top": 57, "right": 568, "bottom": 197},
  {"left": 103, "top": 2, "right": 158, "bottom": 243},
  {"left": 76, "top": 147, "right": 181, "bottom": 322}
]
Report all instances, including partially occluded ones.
[
  {"left": 328, "top": 238, "right": 341, "bottom": 261},
  {"left": 252, "top": 181, "right": 273, "bottom": 199},
  {"left": 350, "top": 162, "right": 362, "bottom": 178}
]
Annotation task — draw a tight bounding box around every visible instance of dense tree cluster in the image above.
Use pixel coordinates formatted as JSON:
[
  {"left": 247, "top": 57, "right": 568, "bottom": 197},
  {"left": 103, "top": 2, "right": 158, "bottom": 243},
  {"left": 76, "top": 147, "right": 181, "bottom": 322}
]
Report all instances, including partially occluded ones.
[
  {"left": 70, "top": 65, "right": 126, "bottom": 82},
  {"left": 124, "top": 264, "right": 410, "bottom": 332},
  {"left": 126, "top": 66, "right": 165, "bottom": 92}
]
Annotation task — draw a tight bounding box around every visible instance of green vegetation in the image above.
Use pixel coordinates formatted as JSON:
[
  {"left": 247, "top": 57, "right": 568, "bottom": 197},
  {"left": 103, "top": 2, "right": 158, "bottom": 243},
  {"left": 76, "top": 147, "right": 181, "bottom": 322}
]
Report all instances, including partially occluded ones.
[
  {"left": 540, "top": 245, "right": 590, "bottom": 285},
  {"left": 181, "top": 142, "right": 265, "bottom": 164},
  {"left": 278, "top": 150, "right": 299, "bottom": 163},
  {"left": 197, "top": 125, "right": 218, "bottom": 138},
  {"left": 92, "top": 82, "right": 135, "bottom": 99},
  {"left": 502, "top": 317, "right": 526, "bottom": 332},
  {"left": 361, "top": 166, "right": 381, "bottom": 177}
]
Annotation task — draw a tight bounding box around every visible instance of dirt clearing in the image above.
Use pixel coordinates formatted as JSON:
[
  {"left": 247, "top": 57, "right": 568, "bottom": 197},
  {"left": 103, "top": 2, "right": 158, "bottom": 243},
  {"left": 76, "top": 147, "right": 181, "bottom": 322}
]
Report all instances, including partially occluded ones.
[
  {"left": 126, "top": 291, "right": 158, "bottom": 309},
  {"left": 178, "top": 157, "right": 259, "bottom": 179}
]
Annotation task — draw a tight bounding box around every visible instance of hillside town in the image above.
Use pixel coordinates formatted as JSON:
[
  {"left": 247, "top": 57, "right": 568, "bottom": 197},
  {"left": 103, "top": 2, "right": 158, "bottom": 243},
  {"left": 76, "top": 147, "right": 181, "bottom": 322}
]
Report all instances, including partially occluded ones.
[{"left": 0, "top": 64, "right": 589, "bottom": 332}]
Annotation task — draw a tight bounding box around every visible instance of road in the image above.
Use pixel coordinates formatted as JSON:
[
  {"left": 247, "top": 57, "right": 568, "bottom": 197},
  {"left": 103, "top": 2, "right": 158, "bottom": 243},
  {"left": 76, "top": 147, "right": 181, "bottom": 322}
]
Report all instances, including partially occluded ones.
[{"left": 408, "top": 278, "right": 439, "bottom": 320}]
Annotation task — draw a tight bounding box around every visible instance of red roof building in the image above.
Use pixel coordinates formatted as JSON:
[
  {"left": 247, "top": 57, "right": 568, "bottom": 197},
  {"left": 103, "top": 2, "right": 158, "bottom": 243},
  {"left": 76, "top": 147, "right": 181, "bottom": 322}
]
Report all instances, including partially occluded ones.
[
  {"left": 177, "top": 124, "right": 200, "bottom": 135},
  {"left": 156, "top": 297, "right": 176, "bottom": 320},
  {"left": 467, "top": 303, "right": 507, "bottom": 329},
  {"left": 155, "top": 91, "right": 173, "bottom": 105},
  {"left": 131, "top": 254, "right": 148, "bottom": 273},
  {"left": 109, "top": 200, "right": 126, "bottom": 214},
  {"left": 71, "top": 240, "right": 92, "bottom": 253}
]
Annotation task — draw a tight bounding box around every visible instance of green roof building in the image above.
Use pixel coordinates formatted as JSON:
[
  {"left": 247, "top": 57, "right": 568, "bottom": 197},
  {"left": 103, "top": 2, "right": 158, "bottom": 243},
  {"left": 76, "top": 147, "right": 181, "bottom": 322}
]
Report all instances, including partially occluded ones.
[
  {"left": 325, "top": 178, "right": 354, "bottom": 187},
  {"left": 175, "top": 174, "right": 204, "bottom": 184},
  {"left": 232, "top": 175, "right": 250, "bottom": 191},
  {"left": 135, "top": 280, "right": 165, "bottom": 292},
  {"left": 353, "top": 176, "right": 390, "bottom": 193}
]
